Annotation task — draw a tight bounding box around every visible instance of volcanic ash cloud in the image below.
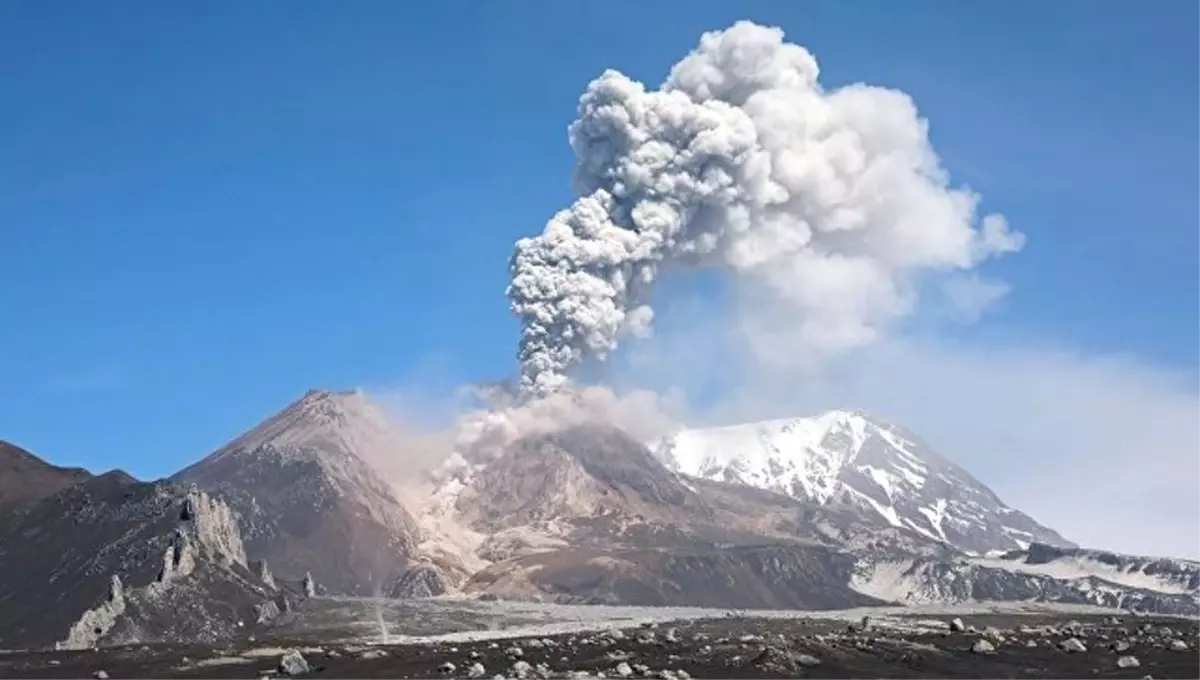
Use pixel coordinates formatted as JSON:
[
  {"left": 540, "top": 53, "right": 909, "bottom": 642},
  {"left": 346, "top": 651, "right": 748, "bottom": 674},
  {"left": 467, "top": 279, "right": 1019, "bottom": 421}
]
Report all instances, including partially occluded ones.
[{"left": 507, "top": 20, "right": 1024, "bottom": 398}]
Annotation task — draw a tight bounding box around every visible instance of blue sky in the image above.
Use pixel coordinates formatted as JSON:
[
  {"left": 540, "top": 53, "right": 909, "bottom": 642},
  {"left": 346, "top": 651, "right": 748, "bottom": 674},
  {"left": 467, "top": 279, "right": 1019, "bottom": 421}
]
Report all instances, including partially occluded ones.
[{"left": 2, "top": 0, "right": 1196, "bottom": 480}]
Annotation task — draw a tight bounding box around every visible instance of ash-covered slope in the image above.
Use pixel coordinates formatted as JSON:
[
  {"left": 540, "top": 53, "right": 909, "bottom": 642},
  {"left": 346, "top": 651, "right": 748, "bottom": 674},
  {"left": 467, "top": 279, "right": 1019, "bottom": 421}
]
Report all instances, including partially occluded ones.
[
  {"left": 656, "top": 410, "right": 1072, "bottom": 554},
  {"left": 173, "top": 389, "right": 431, "bottom": 597},
  {"left": 425, "top": 423, "right": 901, "bottom": 609},
  {"left": 451, "top": 425, "right": 711, "bottom": 538},
  {"left": 0, "top": 440, "right": 91, "bottom": 509},
  {"left": 0, "top": 469, "right": 276, "bottom": 650},
  {"left": 426, "top": 413, "right": 1195, "bottom": 615}
]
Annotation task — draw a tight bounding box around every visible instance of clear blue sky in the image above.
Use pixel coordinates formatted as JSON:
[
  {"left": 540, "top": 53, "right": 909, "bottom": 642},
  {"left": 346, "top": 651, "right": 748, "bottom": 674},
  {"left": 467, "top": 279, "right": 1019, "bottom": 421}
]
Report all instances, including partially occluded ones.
[{"left": 2, "top": 1, "right": 1196, "bottom": 479}]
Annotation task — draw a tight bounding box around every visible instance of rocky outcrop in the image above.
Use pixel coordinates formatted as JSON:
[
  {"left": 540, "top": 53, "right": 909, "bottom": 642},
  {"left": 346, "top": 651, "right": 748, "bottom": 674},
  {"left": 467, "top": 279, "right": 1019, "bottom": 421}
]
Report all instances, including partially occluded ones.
[
  {"left": 386, "top": 562, "right": 450, "bottom": 599},
  {"left": 60, "top": 576, "right": 126, "bottom": 651},
  {"left": 0, "top": 466, "right": 277, "bottom": 650}
]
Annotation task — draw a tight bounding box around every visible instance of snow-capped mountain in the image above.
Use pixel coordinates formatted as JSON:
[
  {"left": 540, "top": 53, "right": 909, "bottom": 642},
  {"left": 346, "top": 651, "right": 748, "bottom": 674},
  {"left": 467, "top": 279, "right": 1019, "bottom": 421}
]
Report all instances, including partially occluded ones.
[
  {"left": 174, "top": 389, "right": 433, "bottom": 597},
  {"left": 654, "top": 410, "right": 1073, "bottom": 555}
]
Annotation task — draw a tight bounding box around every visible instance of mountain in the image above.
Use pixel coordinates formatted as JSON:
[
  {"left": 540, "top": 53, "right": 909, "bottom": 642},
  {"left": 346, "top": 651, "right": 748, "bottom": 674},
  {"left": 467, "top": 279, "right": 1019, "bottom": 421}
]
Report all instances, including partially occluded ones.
[
  {"left": 5, "top": 389, "right": 1194, "bottom": 652},
  {"left": 654, "top": 410, "right": 1073, "bottom": 554},
  {"left": 0, "top": 440, "right": 91, "bottom": 509},
  {"left": 852, "top": 542, "right": 1200, "bottom": 617},
  {"left": 173, "top": 389, "right": 437, "bottom": 598},
  {"left": 426, "top": 414, "right": 1195, "bottom": 616},
  {"left": 425, "top": 423, "right": 888, "bottom": 609},
  {"left": 0, "top": 466, "right": 278, "bottom": 650}
]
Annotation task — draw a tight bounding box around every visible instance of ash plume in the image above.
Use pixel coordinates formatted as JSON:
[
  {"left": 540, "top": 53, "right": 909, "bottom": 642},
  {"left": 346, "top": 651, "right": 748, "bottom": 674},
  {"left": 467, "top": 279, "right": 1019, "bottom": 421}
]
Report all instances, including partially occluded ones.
[{"left": 507, "top": 20, "right": 1024, "bottom": 397}]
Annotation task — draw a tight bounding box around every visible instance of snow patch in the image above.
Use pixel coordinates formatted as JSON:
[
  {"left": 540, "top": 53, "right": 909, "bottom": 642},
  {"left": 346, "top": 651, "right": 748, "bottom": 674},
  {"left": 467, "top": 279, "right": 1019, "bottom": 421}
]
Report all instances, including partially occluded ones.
[
  {"left": 917, "top": 499, "right": 949, "bottom": 542},
  {"left": 971, "top": 555, "right": 1198, "bottom": 596}
]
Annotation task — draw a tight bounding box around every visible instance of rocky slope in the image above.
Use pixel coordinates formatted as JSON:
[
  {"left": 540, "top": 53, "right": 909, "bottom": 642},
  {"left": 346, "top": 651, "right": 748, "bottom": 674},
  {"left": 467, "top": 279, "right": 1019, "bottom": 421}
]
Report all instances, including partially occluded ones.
[
  {"left": 425, "top": 414, "right": 1196, "bottom": 616},
  {"left": 462, "top": 543, "right": 885, "bottom": 609},
  {"left": 0, "top": 440, "right": 91, "bottom": 509},
  {"left": 654, "top": 410, "right": 1073, "bottom": 554},
  {"left": 851, "top": 543, "right": 1200, "bottom": 616},
  {"left": 4, "top": 389, "right": 1195, "bottom": 653},
  {"left": 419, "top": 423, "right": 894, "bottom": 609},
  {"left": 173, "top": 389, "right": 437, "bottom": 598},
  {"left": 0, "top": 468, "right": 278, "bottom": 650}
]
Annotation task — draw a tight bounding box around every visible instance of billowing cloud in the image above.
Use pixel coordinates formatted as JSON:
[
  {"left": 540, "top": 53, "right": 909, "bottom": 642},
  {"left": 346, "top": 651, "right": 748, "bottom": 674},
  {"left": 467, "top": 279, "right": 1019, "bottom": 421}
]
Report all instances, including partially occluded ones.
[{"left": 507, "top": 20, "right": 1022, "bottom": 396}]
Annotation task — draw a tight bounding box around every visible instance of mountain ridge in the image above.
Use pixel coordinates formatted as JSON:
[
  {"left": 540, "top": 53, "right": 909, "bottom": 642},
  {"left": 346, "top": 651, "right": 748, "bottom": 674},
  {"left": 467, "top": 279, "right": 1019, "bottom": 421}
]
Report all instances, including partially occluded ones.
[
  {"left": 654, "top": 409, "right": 1073, "bottom": 554},
  {"left": 0, "top": 440, "right": 95, "bottom": 509},
  {"left": 2, "top": 388, "right": 1194, "bottom": 651}
]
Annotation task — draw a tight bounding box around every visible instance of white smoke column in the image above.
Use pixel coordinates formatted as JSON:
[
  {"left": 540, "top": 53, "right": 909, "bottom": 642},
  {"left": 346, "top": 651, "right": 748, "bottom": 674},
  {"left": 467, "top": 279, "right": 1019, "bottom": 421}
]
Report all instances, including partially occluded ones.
[
  {"left": 437, "top": 386, "right": 683, "bottom": 473},
  {"left": 507, "top": 20, "right": 1024, "bottom": 397}
]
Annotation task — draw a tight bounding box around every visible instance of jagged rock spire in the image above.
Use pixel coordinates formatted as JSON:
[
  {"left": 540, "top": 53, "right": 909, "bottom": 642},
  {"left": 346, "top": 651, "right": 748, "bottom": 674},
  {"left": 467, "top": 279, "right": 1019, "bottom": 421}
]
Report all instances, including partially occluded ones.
[{"left": 255, "top": 559, "right": 277, "bottom": 590}]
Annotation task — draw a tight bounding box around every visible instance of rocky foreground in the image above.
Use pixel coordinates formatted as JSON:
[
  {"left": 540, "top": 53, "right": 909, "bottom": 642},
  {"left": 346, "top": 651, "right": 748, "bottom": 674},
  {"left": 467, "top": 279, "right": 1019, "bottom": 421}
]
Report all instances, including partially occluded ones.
[{"left": 3, "top": 612, "right": 1196, "bottom": 679}]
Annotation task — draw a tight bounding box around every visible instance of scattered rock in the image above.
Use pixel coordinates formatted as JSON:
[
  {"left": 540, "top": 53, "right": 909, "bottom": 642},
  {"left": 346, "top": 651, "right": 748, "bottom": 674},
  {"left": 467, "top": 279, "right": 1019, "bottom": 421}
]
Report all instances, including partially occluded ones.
[
  {"left": 94, "top": 672, "right": 109, "bottom": 680},
  {"left": 438, "top": 661, "right": 457, "bottom": 674},
  {"left": 972, "top": 639, "right": 996, "bottom": 654},
  {"left": 511, "top": 660, "right": 532, "bottom": 679},
  {"left": 1117, "top": 656, "right": 1141, "bottom": 669},
  {"left": 1111, "top": 640, "right": 1131, "bottom": 652},
  {"left": 278, "top": 650, "right": 309, "bottom": 676},
  {"left": 505, "top": 645, "right": 524, "bottom": 659},
  {"left": 1059, "top": 638, "right": 1088, "bottom": 653},
  {"left": 359, "top": 649, "right": 388, "bottom": 660},
  {"left": 750, "top": 646, "right": 815, "bottom": 674},
  {"left": 1169, "top": 639, "right": 1189, "bottom": 651},
  {"left": 615, "top": 661, "right": 634, "bottom": 678},
  {"left": 949, "top": 618, "right": 966, "bottom": 632},
  {"left": 796, "top": 653, "right": 821, "bottom": 667}
]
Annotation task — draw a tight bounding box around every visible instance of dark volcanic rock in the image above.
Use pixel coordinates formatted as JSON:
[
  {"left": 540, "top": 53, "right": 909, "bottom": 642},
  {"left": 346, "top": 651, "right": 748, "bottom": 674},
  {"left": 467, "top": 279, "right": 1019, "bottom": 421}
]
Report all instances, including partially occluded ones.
[
  {"left": 3, "top": 611, "right": 1198, "bottom": 679},
  {"left": 0, "top": 440, "right": 92, "bottom": 509},
  {"left": 464, "top": 543, "right": 884, "bottom": 609},
  {"left": 0, "top": 472, "right": 272, "bottom": 649},
  {"left": 173, "top": 390, "right": 422, "bottom": 597}
]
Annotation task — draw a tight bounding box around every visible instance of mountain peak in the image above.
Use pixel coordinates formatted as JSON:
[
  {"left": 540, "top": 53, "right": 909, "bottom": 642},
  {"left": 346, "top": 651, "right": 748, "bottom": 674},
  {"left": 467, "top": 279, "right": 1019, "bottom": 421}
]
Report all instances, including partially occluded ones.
[
  {"left": 299, "top": 387, "right": 364, "bottom": 405},
  {"left": 173, "top": 388, "right": 425, "bottom": 596},
  {"left": 204, "top": 388, "right": 394, "bottom": 468},
  {"left": 656, "top": 410, "right": 1072, "bottom": 554}
]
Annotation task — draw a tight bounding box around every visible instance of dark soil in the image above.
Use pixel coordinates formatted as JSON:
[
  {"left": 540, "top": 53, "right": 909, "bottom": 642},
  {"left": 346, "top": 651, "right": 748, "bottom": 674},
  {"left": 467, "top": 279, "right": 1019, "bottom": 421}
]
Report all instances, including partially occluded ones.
[{"left": 2, "top": 613, "right": 1195, "bottom": 679}]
